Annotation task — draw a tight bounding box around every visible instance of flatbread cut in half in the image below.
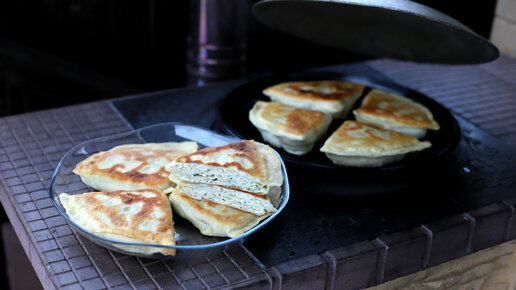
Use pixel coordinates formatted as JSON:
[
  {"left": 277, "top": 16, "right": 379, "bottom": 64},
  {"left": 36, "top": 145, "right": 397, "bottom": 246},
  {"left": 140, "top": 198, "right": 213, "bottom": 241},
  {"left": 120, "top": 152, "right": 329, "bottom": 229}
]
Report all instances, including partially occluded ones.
[
  {"left": 262, "top": 80, "right": 366, "bottom": 118},
  {"left": 169, "top": 188, "right": 272, "bottom": 238},
  {"left": 172, "top": 182, "right": 279, "bottom": 216},
  {"left": 166, "top": 140, "right": 283, "bottom": 195},
  {"left": 320, "top": 121, "right": 432, "bottom": 167},
  {"left": 249, "top": 101, "right": 332, "bottom": 155},
  {"left": 74, "top": 142, "right": 198, "bottom": 192},
  {"left": 59, "top": 189, "right": 176, "bottom": 255},
  {"left": 353, "top": 89, "right": 440, "bottom": 138}
]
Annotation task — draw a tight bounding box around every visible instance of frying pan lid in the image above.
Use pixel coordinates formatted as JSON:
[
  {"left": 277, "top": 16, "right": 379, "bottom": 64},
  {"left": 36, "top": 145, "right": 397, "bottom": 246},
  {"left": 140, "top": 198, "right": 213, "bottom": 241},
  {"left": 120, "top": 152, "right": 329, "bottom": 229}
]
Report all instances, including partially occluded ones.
[{"left": 252, "top": 0, "right": 499, "bottom": 64}]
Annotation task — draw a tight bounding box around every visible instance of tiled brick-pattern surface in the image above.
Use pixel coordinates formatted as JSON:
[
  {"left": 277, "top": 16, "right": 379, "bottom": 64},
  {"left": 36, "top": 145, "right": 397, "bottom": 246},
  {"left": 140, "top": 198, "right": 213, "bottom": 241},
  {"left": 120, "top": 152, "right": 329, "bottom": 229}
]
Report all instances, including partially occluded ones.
[
  {"left": 377, "top": 228, "right": 430, "bottom": 282},
  {"left": 424, "top": 214, "right": 472, "bottom": 267},
  {"left": 468, "top": 203, "right": 513, "bottom": 252},
  {"left": 0, "top": 102, "right": 271, "bottom": 289},
  {"left": 262, "top": 201, "right": 516, "bottom": 289},
  {"left": 268, "top": 255, "right": 328, "bottom": 290},
  {"left": 0, "top": 102, "right": 132, "bottom": 289},
  {"left": 321, "top": 241, "right": 382, "bottom": 289}
]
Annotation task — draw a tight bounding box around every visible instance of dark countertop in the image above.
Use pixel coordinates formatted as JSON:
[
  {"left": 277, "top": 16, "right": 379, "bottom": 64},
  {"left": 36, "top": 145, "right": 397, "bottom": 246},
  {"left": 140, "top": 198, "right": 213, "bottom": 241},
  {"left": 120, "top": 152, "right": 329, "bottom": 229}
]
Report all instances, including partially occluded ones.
[{"left": 1, "top": 56, "right": 516, "bottom": 289}]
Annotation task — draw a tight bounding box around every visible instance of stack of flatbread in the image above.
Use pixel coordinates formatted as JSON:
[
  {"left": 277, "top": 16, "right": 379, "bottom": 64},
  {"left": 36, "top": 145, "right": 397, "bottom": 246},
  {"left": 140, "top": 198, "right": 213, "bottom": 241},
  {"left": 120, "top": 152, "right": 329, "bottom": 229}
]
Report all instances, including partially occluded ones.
[
  {"left": 59, "top": 139, "right": 284, "bottom": 256},
  {"left": 166, "top": 140, "right": 283, "bottom": 238},
  {"left": 59, "top": 142, "right": 199, "bottom": 255}
]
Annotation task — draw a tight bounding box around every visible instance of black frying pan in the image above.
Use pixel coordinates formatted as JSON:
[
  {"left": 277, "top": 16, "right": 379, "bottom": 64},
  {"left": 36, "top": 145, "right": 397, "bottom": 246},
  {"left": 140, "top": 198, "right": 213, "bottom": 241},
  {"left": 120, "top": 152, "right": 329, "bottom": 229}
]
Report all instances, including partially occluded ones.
[{"left": 218, "top": 71, "right": 461, "bottom": 195}]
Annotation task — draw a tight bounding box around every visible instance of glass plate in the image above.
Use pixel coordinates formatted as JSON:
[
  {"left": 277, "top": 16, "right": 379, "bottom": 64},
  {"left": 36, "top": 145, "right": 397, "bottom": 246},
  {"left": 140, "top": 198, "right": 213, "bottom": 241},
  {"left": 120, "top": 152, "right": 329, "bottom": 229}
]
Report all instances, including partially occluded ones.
[{"left": 49, "top": 123, "right": 290, "bottom": 259}]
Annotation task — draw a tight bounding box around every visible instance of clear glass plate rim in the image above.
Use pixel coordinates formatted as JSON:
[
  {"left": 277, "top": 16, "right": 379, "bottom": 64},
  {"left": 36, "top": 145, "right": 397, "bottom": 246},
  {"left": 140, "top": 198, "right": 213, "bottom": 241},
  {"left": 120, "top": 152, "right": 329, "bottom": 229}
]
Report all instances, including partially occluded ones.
[{"left": 48, "top": 122, "right": 291, "bottom": 251}]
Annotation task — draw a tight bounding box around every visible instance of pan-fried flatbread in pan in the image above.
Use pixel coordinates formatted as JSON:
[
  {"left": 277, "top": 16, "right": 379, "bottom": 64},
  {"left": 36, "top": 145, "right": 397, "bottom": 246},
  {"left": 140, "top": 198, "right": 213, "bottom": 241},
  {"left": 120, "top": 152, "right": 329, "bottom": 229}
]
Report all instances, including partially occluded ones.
[
  {"left": 249, "top": 101, "right": 332, "bottom": 155},
  {"left": 353, "top": 89, "right": 440, "bottom": 138},
  {"left": 263, "top": 80, "right": 366, "bottom": 118},
  {"left": 320, "top": 121, "right": 431, "bottom": 167}
]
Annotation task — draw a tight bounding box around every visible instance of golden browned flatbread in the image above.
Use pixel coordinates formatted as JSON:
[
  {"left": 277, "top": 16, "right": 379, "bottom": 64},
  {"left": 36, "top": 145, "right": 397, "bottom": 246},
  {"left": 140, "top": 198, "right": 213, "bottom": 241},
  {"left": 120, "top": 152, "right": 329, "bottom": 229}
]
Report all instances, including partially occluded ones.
[
  {"left": 353, "top": 89, "right": 439, "bottom": 138},
  {"left": 59, "top": 189, "right": 176, "bottom": 255},
  {"left": 169, "top": 188, "right": 271, "bottom": 238},
  {"left": 73, "top": 142, "right": 198, "bottom": 191},
  {"left": 263, "top": 80, "right": 366, "bottom": 118},
  {"left": 320, "top": 121, "right": 431, "bottom": 167},
  {"left": 166, "top": 140, "right": 283, "bottom": 195},
  {"left": 249, "top": 101, "right": 332, "bottom": 155}
]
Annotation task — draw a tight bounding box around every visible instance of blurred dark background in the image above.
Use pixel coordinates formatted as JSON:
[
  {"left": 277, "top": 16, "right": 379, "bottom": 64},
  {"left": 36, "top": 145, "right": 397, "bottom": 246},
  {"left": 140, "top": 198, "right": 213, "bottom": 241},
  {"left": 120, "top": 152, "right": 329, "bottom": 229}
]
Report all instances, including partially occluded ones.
[
  {"left": 0, "top": 0, "right": 497, "bottom": 289},
  {"left": 0, "top": 0, "right": 498, "bottom": 116}
]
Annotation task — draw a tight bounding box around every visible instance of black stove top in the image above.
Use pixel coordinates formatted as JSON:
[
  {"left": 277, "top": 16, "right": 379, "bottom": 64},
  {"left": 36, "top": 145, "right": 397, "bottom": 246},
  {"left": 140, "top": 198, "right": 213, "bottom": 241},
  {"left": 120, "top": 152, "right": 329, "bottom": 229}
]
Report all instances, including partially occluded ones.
[{"left": 111, "top": 62, "right": 516, "bottom": 267}]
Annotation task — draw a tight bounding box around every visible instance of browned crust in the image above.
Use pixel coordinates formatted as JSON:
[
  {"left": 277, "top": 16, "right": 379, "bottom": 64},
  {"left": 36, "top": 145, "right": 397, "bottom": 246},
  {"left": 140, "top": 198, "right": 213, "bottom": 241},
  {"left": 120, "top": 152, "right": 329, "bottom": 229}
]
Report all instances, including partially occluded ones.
[
  {"left": 263, "top": 80, "right": 366, "bottom": 102},
  {"left": 74, "top": 146, "right": 188, "bottom": 187},
  {"left": 174, "top": 141, "right": 267, "bottom": 180},
  {"left": 328, "top": 121, "right": 420, "bottom": 146},
  {"left": 75, "top": 189, "right": 174, "bottom": 244},
  {"left": 354, "top": 90, "right": 440, "bottom": 129},
  {"left": 256, "top": 101, "right": 329, "bottom": 135}
]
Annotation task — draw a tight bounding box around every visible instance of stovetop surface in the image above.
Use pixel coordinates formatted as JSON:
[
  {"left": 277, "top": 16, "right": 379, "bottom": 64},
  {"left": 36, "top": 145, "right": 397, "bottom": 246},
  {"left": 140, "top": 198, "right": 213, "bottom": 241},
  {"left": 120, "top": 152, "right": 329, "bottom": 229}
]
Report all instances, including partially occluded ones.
[{"left": 112, "top": 62, "right": 516, "bottom": 267}]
